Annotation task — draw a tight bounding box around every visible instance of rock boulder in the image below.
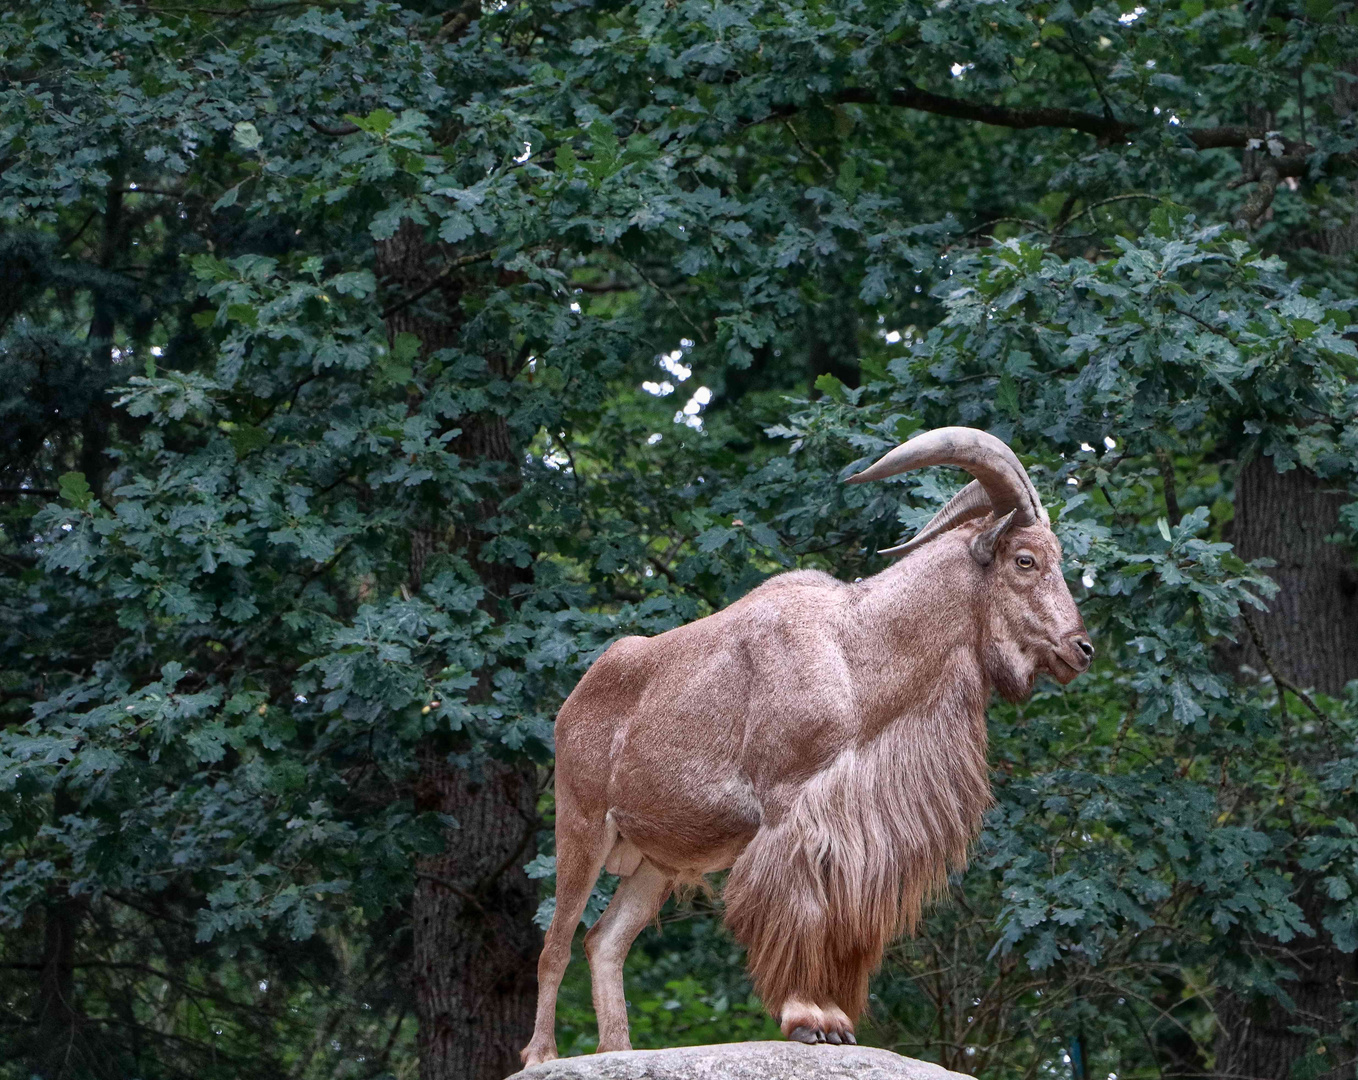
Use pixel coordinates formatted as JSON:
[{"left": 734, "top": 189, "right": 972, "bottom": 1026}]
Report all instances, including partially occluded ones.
[{"left": 507, "top": 1042, "right": 972, "bottom": 1080}]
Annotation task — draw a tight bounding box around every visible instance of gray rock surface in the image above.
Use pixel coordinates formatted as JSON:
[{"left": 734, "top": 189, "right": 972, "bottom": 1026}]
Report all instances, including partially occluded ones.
[{"left": 508, "top": 1042, "right": 972, "bottom": 1080}]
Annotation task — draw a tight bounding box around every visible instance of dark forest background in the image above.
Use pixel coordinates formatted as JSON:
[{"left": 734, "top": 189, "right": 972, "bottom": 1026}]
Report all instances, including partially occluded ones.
[{"left": 2, "top": 1, "right": 1357, "bottom": 1079}]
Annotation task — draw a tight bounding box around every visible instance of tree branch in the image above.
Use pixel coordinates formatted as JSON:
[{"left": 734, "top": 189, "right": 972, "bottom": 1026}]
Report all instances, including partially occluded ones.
[
  {"left": 147, "top": 1, "right": 343, "bottom": 16},
  {"left": 307, "top": 117, "right": 360, "bottom": 138},
  {"left": 1235, "top": 164, "right": 1280, "bottom": 229},
  {"left": 1156, "top": 449, "right": 1181, "bottom": 525},
  {"left": 623, "top": 258, "right": 709, "bottom": 343},
  {"left": 780, "top": 83, "right": 1335, "bottom": 166},
  {"left": 826, "top": 83, "right": 1129, "bottom": 140}
]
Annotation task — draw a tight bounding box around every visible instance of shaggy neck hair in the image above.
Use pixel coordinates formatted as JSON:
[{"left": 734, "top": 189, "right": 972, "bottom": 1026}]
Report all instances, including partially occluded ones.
[{"left": 724, "top": 522, "right": 997, "bottom": 1023}]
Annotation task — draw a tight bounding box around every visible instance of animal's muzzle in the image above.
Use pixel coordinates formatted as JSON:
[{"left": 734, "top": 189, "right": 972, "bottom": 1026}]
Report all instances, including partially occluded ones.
[
  {"left": 1067, "top": 634, "right": 1094, "bottom": 672},
  {"left": 1047, "top": 633, "right": 1094, "bottom": 679}
]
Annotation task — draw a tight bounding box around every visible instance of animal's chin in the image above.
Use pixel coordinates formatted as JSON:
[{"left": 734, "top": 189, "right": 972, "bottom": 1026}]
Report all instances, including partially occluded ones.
[
  {"left": 984, "top": 642, "right": 1038, "bottom": 703},
  {"left": 992, "top": 668, "right": 1036, "bottom": 704}
]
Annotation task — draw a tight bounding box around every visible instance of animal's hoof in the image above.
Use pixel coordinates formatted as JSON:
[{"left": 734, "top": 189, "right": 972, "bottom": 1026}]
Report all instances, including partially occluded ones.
[
  {"left": 789, "top": 1026, "right": 821, "bottom": 1044},
  {"left": 520, "top": 1039, "right": 558, "bottom": 1066},
  {"left": 825, "top": 1030, "right": 843, "bottom": 1045}
]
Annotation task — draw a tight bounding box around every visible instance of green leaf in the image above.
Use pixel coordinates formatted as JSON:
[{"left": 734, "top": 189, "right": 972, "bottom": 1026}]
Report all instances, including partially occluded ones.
[
  {"left": 58, "top": 471, "right": 93, "bottom": 510},
  {"left": 229, "top": 424, "right": 270, "bottom": 458},
  {"left": 836, "top": 158, "right": 861, "bottom": 200},
  {"left": 226, "top": 303, "right": 258, "bottom": 328},
  {"left": 621, "top": 133, "right": 658, "bottom": 167},
  {"left": 348, "top": 108, "right": 397, "bottom": 135},
  {"left": 996, "top": 372, "right": 1020, "bottom": 419},
  {"left": 392, "top": 332, "right": 422, "bottom": 364},
  {"left": 232, "top": 121, "right": 262, "bottom": 152},
  {"left": 814, "top": 373, "right": 848, "bottom": 401}
]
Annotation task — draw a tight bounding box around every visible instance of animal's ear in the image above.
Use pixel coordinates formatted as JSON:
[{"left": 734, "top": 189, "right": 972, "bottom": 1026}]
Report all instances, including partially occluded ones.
[{"left": 970, "top": 510, "right": 1017, "bottom": 566}]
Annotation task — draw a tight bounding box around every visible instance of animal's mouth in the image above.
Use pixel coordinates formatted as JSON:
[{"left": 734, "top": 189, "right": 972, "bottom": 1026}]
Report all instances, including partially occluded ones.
[
  {"left": 1046, "top": 654, "right": 1082, "bottom": 684},
  {"left": 1044, "top": 640, "right": 1091, "bottom": 684}
]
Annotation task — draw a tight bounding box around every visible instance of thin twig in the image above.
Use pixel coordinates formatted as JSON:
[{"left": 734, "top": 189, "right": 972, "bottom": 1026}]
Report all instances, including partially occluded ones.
[
  {"left": 1242, "top": 613, "right": 1341, "bottom": 737},
  {"left": 59, "top": 208, "right": 99, "bottom": 253},
  {"left": 380, "top": 248, "right": 496, "bottom": 320},
  {"left": 1298, "top": 68, "right": 1307, "bottom": 147},
  {"left": 962, "top": 215, "right": 1048, "bottom": 238},
  {"left": 1052, "top": 191, "right": 1081, "bottom": 233},
  {"left": 1057, "top": 192, "right": 1162, "bottom": 233},
  {"left": 414, "top": 871, "right": 486, "bottom": 915},
  {"left": 624, "top": 258, "right": 709, "bottom": 344},
  {"left": 783, "top": 119, "right": 833, "bottom": 178},
  {"left": 472, "top": 818, "right": 539, "bottom": 898},
  {"left": 366, "top": 1006, "right": 408, "bottom": 1078}
]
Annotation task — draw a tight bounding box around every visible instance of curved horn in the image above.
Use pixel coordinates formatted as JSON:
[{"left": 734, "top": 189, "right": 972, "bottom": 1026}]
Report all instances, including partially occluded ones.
[
  {"left": 876, "top": 479, "right": 992, "bottom": 556},
  {"left": 845, "top": 426, "right": 1047, "bottom": 529}
]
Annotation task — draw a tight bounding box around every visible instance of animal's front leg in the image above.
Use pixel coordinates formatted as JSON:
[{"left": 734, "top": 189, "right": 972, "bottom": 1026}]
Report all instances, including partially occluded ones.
[
  {"left": 780, "top": 999, "right": 857, "bottom": 1045},
  {"left": 520, "top": 798, "right": 611, "bottom": 1067},
  {"left": 583, "top": 860, "right": 673, "bottom": 1052}
]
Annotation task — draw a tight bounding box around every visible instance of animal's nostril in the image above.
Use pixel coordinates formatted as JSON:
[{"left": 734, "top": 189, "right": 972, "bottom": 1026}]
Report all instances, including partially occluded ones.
[{"left": 1077, "top": 639, "right": 1095, "bottom": 661}]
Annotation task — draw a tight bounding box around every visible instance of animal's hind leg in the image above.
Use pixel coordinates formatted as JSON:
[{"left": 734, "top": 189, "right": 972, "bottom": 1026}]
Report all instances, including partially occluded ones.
[
  {"left": 520, "top": 793, "right": 610, "bottom": 1067},
  {"left": 583, "top": 860, "right": 673, "bottom": 1053}
]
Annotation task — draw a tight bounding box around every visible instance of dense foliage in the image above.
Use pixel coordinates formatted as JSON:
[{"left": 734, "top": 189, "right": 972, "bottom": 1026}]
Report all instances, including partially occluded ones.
[{"left": 1, "top": 0, "right": 1355, "bottom": 1078}]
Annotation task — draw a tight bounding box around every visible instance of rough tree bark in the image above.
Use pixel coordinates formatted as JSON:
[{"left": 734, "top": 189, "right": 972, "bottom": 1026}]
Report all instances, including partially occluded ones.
[
  {"left": 30, "top": 793, "right": 87, "bottom": 1078},
  {"left": 1232, "top": 460, "right": 1358, "bottom": 692},
  {"left": 377, "top": 219, "right": 541, "bottom": 1080},
  {"left": 1214, "top": 458, "right": 1358, "bottom": 1080}
]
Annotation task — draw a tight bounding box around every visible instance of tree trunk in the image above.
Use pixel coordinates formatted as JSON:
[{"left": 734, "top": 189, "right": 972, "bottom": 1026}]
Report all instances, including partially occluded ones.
[
  {"left": 377, "top": 220, "right": 540, "bottom": 1080},
  {"left": 82, "top": 164, "right": 125, "bottom": 496},
  {"left": 1215, "top": 458, "right": 1358, "bottom": 1080},
  {"left": 28, "top": 789, "right": 89, "bottom": 1079},
  {"left": 28, "top": 893, "right": 82, "bottom": 1078},
  {"left": 1229, "top": 459, "right": 1358, "bottom": 693},
  {"left": 413, "top": 754, "right": 540, "bottom": 1080}
]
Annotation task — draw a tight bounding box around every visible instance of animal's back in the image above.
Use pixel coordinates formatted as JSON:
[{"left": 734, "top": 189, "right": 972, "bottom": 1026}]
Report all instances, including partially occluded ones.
[{"left": 557, "top": 568, "right": 850, "bottom": 766}]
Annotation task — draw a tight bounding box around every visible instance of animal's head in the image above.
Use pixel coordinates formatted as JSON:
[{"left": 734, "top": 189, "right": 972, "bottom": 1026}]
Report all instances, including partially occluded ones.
[{"left": 846, "top": 426, "right": 1093, "bottom": 701}]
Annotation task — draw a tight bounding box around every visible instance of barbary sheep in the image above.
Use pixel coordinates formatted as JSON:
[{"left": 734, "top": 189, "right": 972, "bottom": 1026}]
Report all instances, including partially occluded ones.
[{"left": 520, "top": 427, "right": 1093, "bottom": 1063}]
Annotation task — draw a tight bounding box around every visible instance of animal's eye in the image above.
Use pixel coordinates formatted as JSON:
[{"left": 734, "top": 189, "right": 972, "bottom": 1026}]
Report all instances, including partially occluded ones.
[{"left": 1015, "top": 554, "right": 1036, "bottom": 570}]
